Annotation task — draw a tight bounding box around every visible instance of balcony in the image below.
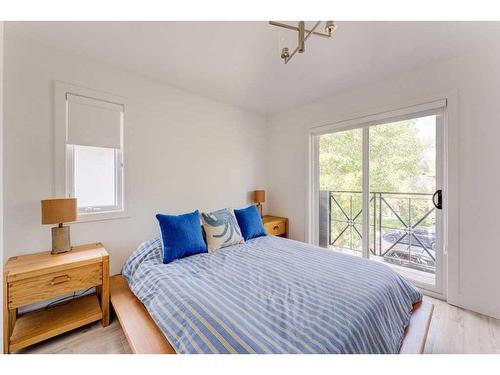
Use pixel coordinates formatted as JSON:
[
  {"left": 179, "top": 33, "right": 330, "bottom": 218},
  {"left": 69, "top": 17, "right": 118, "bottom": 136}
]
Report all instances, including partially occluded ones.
[{"left": 319, "top": 190, "right": 436, "bottom": 285}]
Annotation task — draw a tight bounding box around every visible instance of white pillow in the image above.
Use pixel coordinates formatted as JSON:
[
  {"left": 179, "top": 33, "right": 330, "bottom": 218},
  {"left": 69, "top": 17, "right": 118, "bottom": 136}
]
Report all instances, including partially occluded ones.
[{"left": 201, "top": 208, "right": 245, "bottom": 252}]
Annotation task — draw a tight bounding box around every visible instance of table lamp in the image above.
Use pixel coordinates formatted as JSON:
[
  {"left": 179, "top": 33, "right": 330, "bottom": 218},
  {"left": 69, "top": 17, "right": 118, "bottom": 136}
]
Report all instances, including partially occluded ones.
[
  {"left": 253, "top": 190, "right": 266, "bottom": 218},
  {"left": 41, "top": 198, "right": 77, "bottom": 254}
]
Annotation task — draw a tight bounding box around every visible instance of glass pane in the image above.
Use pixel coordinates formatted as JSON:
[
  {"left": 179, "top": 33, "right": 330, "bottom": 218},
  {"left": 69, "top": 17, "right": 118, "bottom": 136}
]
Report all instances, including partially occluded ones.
[
  {"left": 369, "top": 115, "right": 436, "bottom": 286},
  {"left": 74, "top": 145, "right": 116, "bottom": 208},
  {"left": 318, "top": 128, "right": 363, "bottom": 256}
]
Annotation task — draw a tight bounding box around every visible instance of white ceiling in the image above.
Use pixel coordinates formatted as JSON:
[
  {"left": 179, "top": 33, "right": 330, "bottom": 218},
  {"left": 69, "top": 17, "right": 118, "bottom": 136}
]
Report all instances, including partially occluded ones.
[{"left": 6, "top": 21, "right": 500, "bottom": 115}]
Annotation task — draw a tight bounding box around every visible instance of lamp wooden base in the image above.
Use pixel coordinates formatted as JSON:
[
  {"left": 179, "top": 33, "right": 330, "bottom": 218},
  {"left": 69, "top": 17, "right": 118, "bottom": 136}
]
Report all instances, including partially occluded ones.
[{"left": 51, "top": 226, "right": 71, "bottom": 254}]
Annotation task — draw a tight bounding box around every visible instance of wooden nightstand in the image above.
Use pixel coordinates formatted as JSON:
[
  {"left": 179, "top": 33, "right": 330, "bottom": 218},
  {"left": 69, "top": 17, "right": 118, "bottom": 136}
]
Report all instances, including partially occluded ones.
[
  {"left": 263, "top": 215, "right": 288, "bottom": 238},
  {"left": 3, "top": 243, "right": 109, "bottom": 354}
]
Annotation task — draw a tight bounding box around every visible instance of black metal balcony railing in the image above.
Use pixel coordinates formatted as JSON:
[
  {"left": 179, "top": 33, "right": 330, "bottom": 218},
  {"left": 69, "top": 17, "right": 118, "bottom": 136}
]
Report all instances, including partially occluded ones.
[{"left": 319, "top": 190, "right": 436, "bottom": 273}]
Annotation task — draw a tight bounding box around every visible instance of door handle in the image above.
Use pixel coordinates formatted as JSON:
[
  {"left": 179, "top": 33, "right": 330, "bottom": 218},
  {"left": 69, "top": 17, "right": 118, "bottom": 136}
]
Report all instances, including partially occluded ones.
[{"left": 432, "top": 190, "right": 443, "bottom": 210}]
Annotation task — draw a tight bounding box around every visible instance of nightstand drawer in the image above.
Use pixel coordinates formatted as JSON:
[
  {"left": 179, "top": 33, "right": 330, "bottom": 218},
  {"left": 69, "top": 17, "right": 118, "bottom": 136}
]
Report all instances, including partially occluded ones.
[
  {"left": 8, "top": 263, "right": 102, "bottom": 309},
  {"left": 265, "top": 220, "right": 286, "bottom": 236}
]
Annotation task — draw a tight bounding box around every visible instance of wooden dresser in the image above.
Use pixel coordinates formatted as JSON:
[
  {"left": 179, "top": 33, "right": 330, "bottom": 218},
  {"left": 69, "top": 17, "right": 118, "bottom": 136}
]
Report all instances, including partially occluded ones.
[
  {"left": 3, "top": 243, "right": 109, "bottom": 353},
  {"left": 262, "top": 215, "right": 288, "bottom": 238}
]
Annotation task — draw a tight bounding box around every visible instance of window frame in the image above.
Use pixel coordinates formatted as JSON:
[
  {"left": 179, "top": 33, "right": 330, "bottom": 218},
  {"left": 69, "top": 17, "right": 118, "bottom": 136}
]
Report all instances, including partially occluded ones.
[{"left": 54, "top": 81, "right": 127, "bottom": 222}]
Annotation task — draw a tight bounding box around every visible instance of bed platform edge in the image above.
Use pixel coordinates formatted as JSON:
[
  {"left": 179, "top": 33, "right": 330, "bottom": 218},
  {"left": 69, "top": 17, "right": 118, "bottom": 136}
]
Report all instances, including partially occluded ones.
[{"left": 109, "top": 275, "right": 176, "bottom": 354}]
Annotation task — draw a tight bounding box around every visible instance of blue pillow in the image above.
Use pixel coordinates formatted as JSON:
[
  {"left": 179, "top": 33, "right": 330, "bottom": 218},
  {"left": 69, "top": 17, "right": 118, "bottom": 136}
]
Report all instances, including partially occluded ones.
[
  {"left": 156, "top": 210, "right": 207, "bottom": 264},
  {"left": 234, "top": 205, "right": 266, "bottom": 241}
]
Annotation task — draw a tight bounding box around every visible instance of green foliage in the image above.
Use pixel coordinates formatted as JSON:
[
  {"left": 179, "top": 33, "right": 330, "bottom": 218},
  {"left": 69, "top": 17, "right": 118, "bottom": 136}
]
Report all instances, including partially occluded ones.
[
  {"left": 319, "top": 119, "right": 434, "bottom": 194},
  {"left": 319, "top": 129, "right": 362, "bottom": 192}
]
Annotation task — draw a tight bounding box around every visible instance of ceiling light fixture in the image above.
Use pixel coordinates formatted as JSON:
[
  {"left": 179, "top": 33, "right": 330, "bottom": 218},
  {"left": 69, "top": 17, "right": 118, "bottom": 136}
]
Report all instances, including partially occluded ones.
[{"left": 269, "top": 21, "right": 337, "bottom": 64}]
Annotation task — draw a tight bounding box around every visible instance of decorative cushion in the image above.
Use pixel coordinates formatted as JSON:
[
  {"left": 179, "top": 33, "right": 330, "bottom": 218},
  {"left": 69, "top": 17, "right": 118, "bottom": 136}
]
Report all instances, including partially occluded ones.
[
  {"left": 156, "top": 210, "right": 207, "bottom": 264},
  {"left": 201, "top": 208, "right": 245, "bottom": 252},
  {"left": 234, "top": 205, "right": 267, "bottom": 241}
]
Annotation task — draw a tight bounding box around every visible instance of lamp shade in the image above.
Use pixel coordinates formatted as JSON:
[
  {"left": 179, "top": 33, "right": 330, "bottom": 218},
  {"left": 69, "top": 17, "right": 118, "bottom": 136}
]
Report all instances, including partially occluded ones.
[
  {"left": 253, "top": 190, "right": 266, "bottom": 204},
  {"left": 41, "top": 198, "right": 77, "bottom": 225}
]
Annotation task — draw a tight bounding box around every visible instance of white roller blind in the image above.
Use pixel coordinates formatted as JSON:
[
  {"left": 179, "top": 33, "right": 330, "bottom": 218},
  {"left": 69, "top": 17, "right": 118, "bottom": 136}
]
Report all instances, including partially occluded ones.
[{"left": 67, "top": 94, "right": 123, "bottom": 149}]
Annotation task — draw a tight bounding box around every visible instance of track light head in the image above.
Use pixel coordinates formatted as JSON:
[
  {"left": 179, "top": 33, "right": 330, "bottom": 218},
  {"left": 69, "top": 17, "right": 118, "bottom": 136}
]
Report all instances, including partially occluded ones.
[
  {"left": 325, "top": 21, "right": 337, "bottom": 36},
  {"left": 281, "top": 47, "right": 290, "bottom": 62}
]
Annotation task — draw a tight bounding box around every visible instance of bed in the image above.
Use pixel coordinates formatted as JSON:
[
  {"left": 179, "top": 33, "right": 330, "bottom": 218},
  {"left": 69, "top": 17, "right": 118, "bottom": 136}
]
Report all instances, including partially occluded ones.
[{"left": 111, "top": 235, "right": 433, "bottom": 354}]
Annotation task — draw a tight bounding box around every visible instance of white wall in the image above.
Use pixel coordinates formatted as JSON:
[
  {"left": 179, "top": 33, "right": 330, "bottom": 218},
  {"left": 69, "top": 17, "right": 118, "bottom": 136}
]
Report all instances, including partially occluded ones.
[
  {"left": 0, "top": 21, "right": 5, "bottom": 354},
  {"left": 3, "top": 33, "right": 267, "bottom": 274},
  {"left": 266, "top": 48, "right": 500, "bottom": 319}
]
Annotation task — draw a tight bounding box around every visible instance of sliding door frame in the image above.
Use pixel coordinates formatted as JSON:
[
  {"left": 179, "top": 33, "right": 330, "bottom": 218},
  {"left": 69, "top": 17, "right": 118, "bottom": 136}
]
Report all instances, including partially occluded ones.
[{"left": 306, "top": 97, "right": 455, "bottom": 299}]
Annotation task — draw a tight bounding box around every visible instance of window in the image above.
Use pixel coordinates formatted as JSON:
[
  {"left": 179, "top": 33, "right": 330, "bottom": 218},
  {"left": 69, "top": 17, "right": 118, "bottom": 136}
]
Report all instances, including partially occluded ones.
[
  {"left": 62, "top": 90, "right": 124, "bottom": 216},
  {"left": 69, "top": 145, "right": 122, "bottom": 212}
]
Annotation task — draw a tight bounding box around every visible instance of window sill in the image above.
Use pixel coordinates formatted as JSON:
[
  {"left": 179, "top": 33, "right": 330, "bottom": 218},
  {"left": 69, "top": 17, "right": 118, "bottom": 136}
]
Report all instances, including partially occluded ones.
[{"left": 74, "top": 210, "right": 130, "bottom": 224}]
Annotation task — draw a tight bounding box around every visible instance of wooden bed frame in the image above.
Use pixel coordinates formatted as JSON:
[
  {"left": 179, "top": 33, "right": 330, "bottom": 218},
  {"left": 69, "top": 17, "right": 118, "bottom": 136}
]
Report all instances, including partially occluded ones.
[{"left": 110, "top": 275, "right": 433, "bottom": 354}]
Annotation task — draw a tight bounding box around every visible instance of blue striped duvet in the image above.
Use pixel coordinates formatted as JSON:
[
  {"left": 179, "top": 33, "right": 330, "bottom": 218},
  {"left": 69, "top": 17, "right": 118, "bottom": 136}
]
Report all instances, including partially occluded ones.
[{"left": 122, "top": 235, "right": 422, "bottom": 354}]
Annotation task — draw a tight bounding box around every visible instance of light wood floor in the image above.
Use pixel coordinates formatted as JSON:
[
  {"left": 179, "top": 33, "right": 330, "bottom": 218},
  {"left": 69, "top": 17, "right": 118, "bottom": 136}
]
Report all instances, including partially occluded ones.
[
  {"left": 16, "top": 296, "right": 500, "bottom": 354},
  {"left": 423, "top": 296, "right": 500, "bottom": 354},
  {"left": 16, "top": 318, "right": 132, "bottom": 354}
]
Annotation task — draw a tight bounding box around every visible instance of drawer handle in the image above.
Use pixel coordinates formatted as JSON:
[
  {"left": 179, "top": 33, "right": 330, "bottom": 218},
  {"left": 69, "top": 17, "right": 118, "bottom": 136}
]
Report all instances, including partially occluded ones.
[
  {"left": 273, "top": 225, "right": 280, "bottom": 230},
  {"left": 51, "top": 275, "right": 71, "bottom": 285}
]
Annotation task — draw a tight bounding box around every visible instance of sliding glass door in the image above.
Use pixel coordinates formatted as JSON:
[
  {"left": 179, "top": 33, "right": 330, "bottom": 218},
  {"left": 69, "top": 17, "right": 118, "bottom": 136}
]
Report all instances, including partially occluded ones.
[{"left": 313, "top": 105, "right": 444, "bottom": 294}]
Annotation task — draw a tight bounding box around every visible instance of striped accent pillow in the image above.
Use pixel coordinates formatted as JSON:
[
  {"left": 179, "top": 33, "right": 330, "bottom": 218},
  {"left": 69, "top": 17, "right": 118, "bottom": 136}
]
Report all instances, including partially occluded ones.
[{"left": 201, "top": 208, "right": 245, "bottom": 252}]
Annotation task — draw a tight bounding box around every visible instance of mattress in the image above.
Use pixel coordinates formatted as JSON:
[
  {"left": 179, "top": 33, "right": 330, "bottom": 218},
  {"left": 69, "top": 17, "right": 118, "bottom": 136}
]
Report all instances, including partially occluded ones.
[{"left": 122, "top": 235, "right": 422, "bottom": 353}]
